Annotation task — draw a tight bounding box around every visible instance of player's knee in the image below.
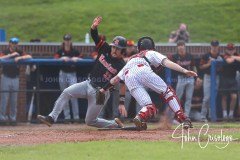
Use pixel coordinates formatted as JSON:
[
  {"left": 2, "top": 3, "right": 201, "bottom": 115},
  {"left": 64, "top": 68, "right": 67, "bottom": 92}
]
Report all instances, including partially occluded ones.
[
  {"left": 161, "top": 86, "right": 176, "bottom": 103},
  {"left": 85, "top": 118, "right": 97, "bottom": 126},
  {"left": 231, "top": 94, "right": 237, "bottom": 101}
]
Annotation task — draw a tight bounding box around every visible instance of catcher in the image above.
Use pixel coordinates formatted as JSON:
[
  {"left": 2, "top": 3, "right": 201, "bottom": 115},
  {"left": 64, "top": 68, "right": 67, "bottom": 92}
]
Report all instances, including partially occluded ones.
[
  {"left": 37, "top": 16, "right": 127, "bottom": 128},
  {"left": 100, "top": 37, "right": 197, "bottom": 130}
]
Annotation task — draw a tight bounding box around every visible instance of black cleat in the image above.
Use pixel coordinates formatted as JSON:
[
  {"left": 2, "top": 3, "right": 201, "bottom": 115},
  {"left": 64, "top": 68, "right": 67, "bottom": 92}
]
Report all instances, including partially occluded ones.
[
  {"left": 37, "top": 115, "right": 54, "bottom": 127},
  {"left": 133, "top": 116, "right": 147, "bottom": 131},
  {"left": 183, "top": 117, "right": 193, "bottom": 130}
]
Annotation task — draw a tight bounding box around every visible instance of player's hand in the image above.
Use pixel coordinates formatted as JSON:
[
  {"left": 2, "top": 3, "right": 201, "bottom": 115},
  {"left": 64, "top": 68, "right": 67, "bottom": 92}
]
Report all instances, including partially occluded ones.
[
  {"left": 11, "top": 52, "right": 20, "bottom": 57},
  {"left": 183, "top": 69, "right": 198, "bottom": 77},
  {"left": 118, "top": 104, "right": 127, "bottom": 117},
  {"left": 71, "top": 57, "right": 81, "bottom": 62},
  {"left": 14, "top": 56, "right": 22, "bottom": 62},
  {"left": 204, "top": 58, "right": 212, "bottom": 67},
  {"left": 61, "top": 56, "right": 70, "bottom": 62},
  {"left": 99, "top": 88, "right": 105, "bottom": 93},
  {"left": 91, "top": 16, "right": 102, "bottom": 29}
]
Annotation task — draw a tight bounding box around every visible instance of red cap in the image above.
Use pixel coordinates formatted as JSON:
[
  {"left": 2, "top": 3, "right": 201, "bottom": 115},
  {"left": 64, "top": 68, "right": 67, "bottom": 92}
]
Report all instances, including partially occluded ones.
[{"left": 127, "top": 40, "right": 135, "bottom": 46}]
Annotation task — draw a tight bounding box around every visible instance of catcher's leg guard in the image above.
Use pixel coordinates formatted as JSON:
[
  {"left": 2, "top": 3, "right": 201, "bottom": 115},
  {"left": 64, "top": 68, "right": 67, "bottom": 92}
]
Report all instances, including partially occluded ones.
[
  {"left": 160, "top": 86, "right": 181, "bottom": 113},
  {"left": 138, "top": 104, "right": 157, "bottom": 122},
  {"left": 160, "top": 86, "right": 192, "bottom": 129}
]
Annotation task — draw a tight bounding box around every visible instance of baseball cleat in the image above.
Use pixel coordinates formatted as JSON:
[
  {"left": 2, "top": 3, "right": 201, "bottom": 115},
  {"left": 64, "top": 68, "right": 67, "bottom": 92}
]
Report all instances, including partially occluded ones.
[
  {"left": 114, "top": 118, "right": 124, "bottom": 128},
  {"left": 37, "top": 115, "right": 54, "bottom": 127},
  {"left": 183, "top": 117, "right": 193, "bottom": 130},
  {"left": 133, "top": 116, "right": 147, "bottom": 131}
]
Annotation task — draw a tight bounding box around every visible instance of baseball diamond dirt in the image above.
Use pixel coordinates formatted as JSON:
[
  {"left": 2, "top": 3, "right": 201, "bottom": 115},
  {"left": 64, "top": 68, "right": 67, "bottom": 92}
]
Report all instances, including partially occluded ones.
[{"left": 0, "top": 123, "right": 239, "bottom": 146}]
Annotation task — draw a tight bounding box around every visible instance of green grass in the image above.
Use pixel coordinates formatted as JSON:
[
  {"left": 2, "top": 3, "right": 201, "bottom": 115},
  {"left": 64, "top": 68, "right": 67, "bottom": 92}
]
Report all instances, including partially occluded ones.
[
  {"left": 0, "top": 0, "right": 240, "bottom": 42},
  {"left": 0, "top": 140, "right": 240, "bottom": 160},
  {"left": 1, "top": 123, "right": 239, "bottom": 160}
]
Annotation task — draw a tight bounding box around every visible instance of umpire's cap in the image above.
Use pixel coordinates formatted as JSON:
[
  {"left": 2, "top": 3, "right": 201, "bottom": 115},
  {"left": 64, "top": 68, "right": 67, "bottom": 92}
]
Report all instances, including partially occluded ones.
[
  {"left": 137, "top": 36, "right": 155, "bottom": 51},
  {"left": 110, "top": 36, "right": 127, "bottom": 49}
]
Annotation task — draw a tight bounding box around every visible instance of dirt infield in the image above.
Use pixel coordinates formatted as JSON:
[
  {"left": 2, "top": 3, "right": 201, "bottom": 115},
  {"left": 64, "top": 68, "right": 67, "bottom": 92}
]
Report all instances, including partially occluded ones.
[
  {"left": 0, "top": 123, "right": 172, "bottom": 146},
  {"left": 0, "top": 123, "right": 239, "bottom": 146}
]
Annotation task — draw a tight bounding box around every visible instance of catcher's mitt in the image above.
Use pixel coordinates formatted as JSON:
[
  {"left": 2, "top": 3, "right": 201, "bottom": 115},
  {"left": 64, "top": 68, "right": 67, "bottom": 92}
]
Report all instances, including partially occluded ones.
[{"left": 96, "top": 89, "right": 105, "bottom": 105}]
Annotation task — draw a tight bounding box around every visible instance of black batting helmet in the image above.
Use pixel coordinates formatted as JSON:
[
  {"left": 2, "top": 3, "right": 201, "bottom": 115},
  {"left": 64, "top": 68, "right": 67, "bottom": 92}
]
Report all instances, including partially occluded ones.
[
  {"left": 137, "top": 36, "right": 155, "bottom": 51},
  {"left": 110, "top": 36, "right": 127, "bottom": 49}
]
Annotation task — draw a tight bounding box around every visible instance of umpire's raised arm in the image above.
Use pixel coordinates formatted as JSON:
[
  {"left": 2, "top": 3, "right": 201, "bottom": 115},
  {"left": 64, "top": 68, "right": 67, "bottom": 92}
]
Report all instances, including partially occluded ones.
[{"left": 90, "top": 16, "right": 102, "bottom": 46}]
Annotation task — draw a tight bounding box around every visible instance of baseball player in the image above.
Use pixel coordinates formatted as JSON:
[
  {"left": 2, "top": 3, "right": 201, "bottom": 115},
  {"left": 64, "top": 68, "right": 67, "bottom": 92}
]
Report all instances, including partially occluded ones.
[
  {"left": 54, "top": 34, "right": 82, "bottom": 122},
  {"left": 37, "top": 16, "right": 127, "bottom": 128},
  {"left": 101, "top": 37, "right": 197, "bottom": 130},
  {"left": 170, "top": 40, "right": 196, "bottom": 118},
  {"left": 0, "top": 37, "right": 32, "bottom": 125}
]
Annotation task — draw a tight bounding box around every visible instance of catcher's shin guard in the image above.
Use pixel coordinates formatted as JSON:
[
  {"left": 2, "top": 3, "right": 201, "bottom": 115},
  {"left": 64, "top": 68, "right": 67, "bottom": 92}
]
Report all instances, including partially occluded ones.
[
  {"left": 160, "top": 86, "right": 192, "bottom": 129},
  {"left": 160, "top": 86, "right": 181, "bottom": 113}
]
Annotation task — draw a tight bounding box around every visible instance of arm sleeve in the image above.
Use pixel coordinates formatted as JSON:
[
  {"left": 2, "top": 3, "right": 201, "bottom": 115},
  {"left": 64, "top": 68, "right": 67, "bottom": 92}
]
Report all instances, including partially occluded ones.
[
  {"left": 90, "top": 28, "right": 100, "bottom": 45},
  {"left": 117, "top": 68, "right": 125, "bottom": 81},
  {"left": 148, "top": 51, "right": 167, "bottom": 67},
  {"left": 0, "top": 53, "right": 4, "bottom": 57},
  {"left": 90, "top": 28, "right": 106, "bottom": 51},
  {"left": 54, "top": 50, "right": 61, "bottom": 59},
  {"left": 199, "top": 54, "right": 208, "bottom": 65}
]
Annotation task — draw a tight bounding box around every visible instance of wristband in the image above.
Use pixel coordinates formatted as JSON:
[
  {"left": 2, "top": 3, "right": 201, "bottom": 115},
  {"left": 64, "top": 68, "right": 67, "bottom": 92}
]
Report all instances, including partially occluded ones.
[{"left": 102, "top": 82, "right": 114, "bottom": 91}]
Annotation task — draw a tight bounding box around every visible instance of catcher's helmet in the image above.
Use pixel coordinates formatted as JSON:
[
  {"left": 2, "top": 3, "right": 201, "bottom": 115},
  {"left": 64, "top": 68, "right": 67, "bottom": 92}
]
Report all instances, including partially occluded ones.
[
  {"left": 110, "top": 36, "right": 127, "bottom": 49},
  {"left": 137, "top": 36, "right": 155, "bottom": 51}
]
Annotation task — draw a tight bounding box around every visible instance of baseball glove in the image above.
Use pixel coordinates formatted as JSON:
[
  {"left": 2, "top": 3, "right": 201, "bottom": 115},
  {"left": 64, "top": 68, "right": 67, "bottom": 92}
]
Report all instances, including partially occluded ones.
[{"left": 96, "top": 89, "right": 105, "bottom": 105}]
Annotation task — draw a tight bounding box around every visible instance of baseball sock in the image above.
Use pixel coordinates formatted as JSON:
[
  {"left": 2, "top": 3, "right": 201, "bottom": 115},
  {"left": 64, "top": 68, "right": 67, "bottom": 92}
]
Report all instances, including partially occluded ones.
[
  {"left": 223, "top": 110, "right": 227, "bottom": 118},
  {"left": 229, "top": 110, "right": 234, "bottom": 118}
]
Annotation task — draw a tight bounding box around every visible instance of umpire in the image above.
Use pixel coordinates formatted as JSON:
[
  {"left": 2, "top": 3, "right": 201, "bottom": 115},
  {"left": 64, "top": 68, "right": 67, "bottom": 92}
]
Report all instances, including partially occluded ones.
[{"left": 38, "top": 16, "right": 126, "bottom": 128}]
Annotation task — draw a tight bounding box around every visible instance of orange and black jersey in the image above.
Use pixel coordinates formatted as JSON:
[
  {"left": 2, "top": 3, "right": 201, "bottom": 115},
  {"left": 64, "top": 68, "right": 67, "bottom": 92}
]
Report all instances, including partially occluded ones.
[
  {"left": 0, "top": 48, "right": 26, "bottom": 78},
  {"left": 89, "top": 28, "right": 125, "bottom": 88},
  {"left": 170, "top": 52, "right": 195, "bottom": 76},
  {"left": 54, "top": 48, "right": 81, "bottom": 73}
]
